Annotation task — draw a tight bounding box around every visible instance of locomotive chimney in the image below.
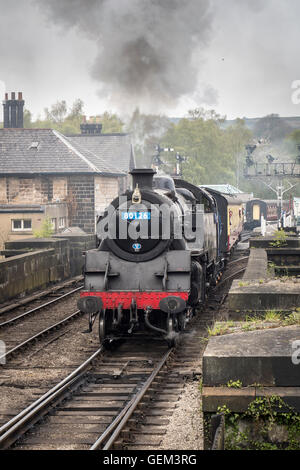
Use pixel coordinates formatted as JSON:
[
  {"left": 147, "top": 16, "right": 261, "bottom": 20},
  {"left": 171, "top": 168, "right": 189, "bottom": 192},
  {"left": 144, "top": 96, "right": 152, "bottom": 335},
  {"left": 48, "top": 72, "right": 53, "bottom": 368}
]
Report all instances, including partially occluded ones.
[
  {"left": 130, "top": 168, "right": 156, "bottom": 189},
  {"left": 2, "top": 91, "right": 25, "bottom": 128}
]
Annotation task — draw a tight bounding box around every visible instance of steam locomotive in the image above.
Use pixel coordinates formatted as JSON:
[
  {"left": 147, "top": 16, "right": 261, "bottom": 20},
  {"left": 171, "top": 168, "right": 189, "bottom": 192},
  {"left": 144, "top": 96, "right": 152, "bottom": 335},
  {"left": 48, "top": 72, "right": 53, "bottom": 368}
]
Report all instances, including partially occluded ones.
[{"left": 78, "top": 169, "right": 244, "bottom": 347}]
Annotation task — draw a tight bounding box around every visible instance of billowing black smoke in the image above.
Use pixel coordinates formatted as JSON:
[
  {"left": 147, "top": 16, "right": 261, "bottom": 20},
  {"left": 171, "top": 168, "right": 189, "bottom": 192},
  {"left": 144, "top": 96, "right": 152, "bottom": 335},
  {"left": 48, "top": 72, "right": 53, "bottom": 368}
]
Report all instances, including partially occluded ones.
[{"left": 36, "top": 0, "right": 213, "bottom": 106}]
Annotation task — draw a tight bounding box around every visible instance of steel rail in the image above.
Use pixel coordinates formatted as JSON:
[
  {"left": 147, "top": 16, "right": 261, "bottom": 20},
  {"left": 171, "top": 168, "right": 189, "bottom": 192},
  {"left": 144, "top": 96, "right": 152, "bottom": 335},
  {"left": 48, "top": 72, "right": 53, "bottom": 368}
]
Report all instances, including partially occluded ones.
[
  {"left": 0, "top": 286, "right": 83, "bottom": 329},
  {"left": 217, "top": 267, "right": 246, "bottom": 287},
  {"left": 0, "top": 276, "right": 83, "bottom": 316},
  {"left": 90, "top": 348, "right": 173, "bottom": 451},
  {"left": 0, "top": 309, "right": 83, "bottom": 363},
  {"left": 226, "top": 256, "right": 249, "bottom": 266},
  {"left": 0, "top": 347, "right": 103, "bottom": 449}
]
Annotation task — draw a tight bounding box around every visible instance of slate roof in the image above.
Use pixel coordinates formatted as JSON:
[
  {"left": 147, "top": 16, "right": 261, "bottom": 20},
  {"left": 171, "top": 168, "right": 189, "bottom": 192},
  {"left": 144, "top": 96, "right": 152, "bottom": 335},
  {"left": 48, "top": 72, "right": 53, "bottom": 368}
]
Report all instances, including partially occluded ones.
[
  {"left": 66, "top": 133, "right": 135, "bottom": 173},
  {"left": 0, "top": 129, "right": 127, "bottom": 176}
]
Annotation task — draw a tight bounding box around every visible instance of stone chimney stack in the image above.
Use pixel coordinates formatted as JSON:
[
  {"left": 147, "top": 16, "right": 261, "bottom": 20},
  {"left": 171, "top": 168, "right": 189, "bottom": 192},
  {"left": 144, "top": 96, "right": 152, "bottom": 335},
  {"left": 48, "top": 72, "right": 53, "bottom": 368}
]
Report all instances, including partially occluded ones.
[
  {"left": 80, "top": 115, "right": 102, "bottom": 135},
  {"left": 3, "top": 92, "right": 25, "bottom": 128}
]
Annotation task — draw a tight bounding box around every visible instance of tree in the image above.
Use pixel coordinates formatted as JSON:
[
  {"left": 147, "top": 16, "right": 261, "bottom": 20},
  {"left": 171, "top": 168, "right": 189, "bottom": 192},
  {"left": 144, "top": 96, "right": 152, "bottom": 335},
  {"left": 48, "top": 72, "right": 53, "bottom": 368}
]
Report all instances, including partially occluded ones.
[
  {"left": 159, "top": 114, "right": 252, "bottom": 186},
  {"left": 225, "top": 119, "right": 253, "bottom": 188},
  {"left": 44, "top": 100, "right": 67, "bottom": 124},
  {"left": 253, "top": 114, "right": 292, "bottom": 142},
  {"left": 23, "top": 109, "right": 32, "bottom": 128},
  {"left": 187, "top": 107, "right": 226, "bottom": 122},
  {"left": 68, "top": 99, "right": 84, "bottom": 119},
  {"left": 100, "top": 112, "right": 124, "bottom": 133},
  {"left": 25, "top": 99, "right": 86, "bottom": 134},
  {"left": 33, "top": 218, "right": 54, "bottom": 238},
  {"left": 287, "top": 129, "right": 300, "bottom": 147}
]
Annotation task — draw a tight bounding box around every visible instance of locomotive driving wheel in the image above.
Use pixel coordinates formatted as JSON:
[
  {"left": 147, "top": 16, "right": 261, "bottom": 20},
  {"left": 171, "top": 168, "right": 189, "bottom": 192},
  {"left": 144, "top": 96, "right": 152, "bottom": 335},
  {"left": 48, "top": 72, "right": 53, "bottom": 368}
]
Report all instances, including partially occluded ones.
[
  {"left": 99, "top": 309, "right": 107, "bottom": 344},
  {"left": 99, "top": 309, "right": 115, "bottom": 347}
]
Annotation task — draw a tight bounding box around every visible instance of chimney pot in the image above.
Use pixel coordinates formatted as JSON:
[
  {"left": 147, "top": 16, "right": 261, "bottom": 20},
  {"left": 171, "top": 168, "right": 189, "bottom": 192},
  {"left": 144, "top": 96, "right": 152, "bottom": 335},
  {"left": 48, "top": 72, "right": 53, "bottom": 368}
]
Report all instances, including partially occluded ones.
[
  {"left": 5, "top": 93, "right": 8, "bottom": 101},
  {"left": 18, "top": 92, "right": 23, "bottom": 101},
  {"left": 11, "top": 92, "right": 15, "bottom": 100}
]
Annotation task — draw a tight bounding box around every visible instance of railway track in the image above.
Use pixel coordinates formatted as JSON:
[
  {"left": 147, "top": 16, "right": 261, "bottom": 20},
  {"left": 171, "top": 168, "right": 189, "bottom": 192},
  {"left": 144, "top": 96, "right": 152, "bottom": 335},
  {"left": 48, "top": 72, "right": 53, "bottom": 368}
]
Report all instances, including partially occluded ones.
[
  {"left": 0, "top": 240, "right": 249, "bottom": 450},
  {"left": 0, "top": 286, "right": 83, "bottom": 363},
  {"left": 0, "top": 338, "right": 172, "bottom": 450},
  {"left": 0, "top": 276, "right": 83, "bottom": 316},
  {"left": 240, "top": 230, "right": 252, "bottom": 242},
  {"left": 0, "top": 308, "right": 216, "bottom": 450}
]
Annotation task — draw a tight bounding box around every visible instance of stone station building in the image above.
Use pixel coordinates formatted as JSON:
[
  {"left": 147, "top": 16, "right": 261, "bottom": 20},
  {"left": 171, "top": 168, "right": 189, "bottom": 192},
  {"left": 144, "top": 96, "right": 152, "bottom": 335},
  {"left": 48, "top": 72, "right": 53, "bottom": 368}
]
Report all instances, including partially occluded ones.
[{"left": 0, "top": 93, "right": 135, "bottom": 248}]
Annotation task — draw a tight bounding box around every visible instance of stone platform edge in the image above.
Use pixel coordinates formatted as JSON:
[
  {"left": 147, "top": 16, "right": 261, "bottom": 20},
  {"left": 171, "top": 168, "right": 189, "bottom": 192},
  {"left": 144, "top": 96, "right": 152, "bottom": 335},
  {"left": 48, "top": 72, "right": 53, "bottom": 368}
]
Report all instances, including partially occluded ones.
[{"left": 203, "top": 386, "right": 300, "bottom": 413}]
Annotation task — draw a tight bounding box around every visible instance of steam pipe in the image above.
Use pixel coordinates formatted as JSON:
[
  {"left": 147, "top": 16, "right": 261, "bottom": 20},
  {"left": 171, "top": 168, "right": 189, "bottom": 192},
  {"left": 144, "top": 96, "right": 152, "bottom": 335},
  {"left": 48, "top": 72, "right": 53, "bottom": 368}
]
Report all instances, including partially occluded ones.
[{"left": 144, "top": 307, "right": 167, "bottom": 335}]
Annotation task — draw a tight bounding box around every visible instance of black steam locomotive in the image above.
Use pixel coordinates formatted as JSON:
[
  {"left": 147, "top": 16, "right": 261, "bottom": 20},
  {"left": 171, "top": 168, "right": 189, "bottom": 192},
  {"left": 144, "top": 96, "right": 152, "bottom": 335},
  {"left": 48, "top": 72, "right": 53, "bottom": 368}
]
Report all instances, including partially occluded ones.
[{"left": 78, "top": 169, "right": 242, "bottom": 346}]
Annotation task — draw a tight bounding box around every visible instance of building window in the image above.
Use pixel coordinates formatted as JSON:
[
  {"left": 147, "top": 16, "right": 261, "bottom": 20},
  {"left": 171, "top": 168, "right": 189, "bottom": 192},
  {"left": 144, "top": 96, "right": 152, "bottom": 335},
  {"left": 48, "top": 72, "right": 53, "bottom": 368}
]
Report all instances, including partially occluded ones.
[
  {"left": 51, "top": 218, "right": 57, "bottom": 230},
  {"left": 12, "top": 219, "right": 32, "bottom": 232},
  {"left": 59, "top": 217, "right": 66, "bottom": 229}
]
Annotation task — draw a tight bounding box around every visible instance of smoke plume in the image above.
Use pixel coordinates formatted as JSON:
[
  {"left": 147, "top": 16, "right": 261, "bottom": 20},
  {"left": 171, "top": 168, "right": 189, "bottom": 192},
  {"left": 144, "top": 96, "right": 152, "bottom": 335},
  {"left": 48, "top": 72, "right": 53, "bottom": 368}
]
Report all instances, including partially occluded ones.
[{"left": 36, "top": 0, "right": 213, "bottom": 108}]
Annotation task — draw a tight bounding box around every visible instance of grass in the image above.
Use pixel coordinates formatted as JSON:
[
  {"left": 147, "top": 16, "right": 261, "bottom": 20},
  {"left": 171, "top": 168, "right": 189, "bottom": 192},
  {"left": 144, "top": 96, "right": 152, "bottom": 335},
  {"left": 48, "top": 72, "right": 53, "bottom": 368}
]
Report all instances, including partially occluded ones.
[
  {"left": 238, "top": 281, "right": 249, "bottom": 288},
  {"left": 206, "top": 309, "right": 300, "bottom": 338},
  {"left": 207, "top": 323, "right": 230, "bottom": 336},
  {"left": 245, "top": 314, "right": 261, "bottom": 323},
  {"left": 283, "top": 311, "right": 300, "bottom": 326},
  {"left": 242, "top": 323, "right": 255, "bottom": 332},
  {"left": 264, "top": 310, "right": 282, "bottom": 323},
  {"left": 269, "top": 229, "right": 288, "bottom": 248}
]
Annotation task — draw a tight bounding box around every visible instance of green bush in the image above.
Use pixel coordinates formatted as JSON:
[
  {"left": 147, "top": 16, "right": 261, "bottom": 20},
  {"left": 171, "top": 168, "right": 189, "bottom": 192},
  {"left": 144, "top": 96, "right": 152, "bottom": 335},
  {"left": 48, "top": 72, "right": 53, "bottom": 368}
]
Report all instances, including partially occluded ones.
[
  {"left": 33, "top": 217, "right": 54, "bottom": 238},
  {"left": 269, "top": 230, "right": 288, "bottom": 248}
]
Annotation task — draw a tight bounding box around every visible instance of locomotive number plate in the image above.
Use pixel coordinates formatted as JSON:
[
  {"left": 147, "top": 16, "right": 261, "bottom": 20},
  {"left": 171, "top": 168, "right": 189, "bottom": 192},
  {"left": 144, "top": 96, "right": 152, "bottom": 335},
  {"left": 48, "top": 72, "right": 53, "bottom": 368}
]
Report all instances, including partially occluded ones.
[{"left": 121, "top": 211, "right": 151, "bottom": 220}]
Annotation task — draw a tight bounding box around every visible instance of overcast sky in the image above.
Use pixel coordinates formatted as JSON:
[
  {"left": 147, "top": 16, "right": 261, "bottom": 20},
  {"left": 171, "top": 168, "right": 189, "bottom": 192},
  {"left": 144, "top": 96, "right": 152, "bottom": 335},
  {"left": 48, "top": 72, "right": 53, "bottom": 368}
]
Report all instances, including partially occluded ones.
[{"left": 0, "top": 0, "right": 300, "bottom": 121}]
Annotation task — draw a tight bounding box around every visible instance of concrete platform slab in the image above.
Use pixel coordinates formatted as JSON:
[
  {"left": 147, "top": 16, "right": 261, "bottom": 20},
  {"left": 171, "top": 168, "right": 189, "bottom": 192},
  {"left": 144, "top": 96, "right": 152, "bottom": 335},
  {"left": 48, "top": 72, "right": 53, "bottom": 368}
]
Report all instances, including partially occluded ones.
[
  {"left": 203, "top": 325, "right": 300, "bottom": 387},
  {"left": 203, "top": 387, "right": 256, "bottom": 412},
  {"left": 250, "top": 237, "right": 300, "bottom": 249},
  {"left": 229, "top": 278, "right": 300, "bottom": 311},
  {"left": 243, "top": 248, "right": 268, "bottom": 280}
]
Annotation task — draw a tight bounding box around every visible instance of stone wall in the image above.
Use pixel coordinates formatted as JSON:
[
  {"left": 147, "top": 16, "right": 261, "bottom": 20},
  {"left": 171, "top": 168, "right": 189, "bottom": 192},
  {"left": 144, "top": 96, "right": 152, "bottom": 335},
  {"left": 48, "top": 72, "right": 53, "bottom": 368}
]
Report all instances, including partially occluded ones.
[
  {"left": 0, "top": 238, "right": 70, "bottom": 303},
  {"left": 94, "top": 175, "right": 119, "bottom": 215},
  {"left": 0, "top": 178, "right": 6, "bottom": 203},
  {"left": 0, "top": 176, "right": 69, "bottom": 207},
  {"left": 54, "top": 232, "right": 96, "bottom": 277},
  {"left": 68, "top": 175, "right": 95, "bottom": 233},
  {"left": 53, "top": 177, "right": 68, "bottom": 201},
  {"left": 0, "top": 176, "right": 53, "bottom": 204}
]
